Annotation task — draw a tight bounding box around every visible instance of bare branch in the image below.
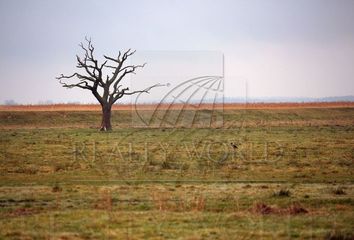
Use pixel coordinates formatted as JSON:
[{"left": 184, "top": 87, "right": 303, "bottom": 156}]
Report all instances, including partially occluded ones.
[
  {"left": 119, "top": 63, "right": 146, "bottom": 74},
  {"left": 56, "top": 73, "right": 77, "bottom": 80},
  {"left": 124, "top": 83, "right": 162, "bottom": 95},
  {"left": 59, "top": 79, "right": 92, "bottom": 90},
  {"left": 112, "top": 83, "right": 162, "bottom": 103},
  {"left": 57, "top": 72, "right": 98, "bottom": 85},
  {"left": 103, "top": 49, "right": 143, "bottom": 84},
  {"left": 112, "top": 62, "right": 146, "bottom": 89},
  {"left": 104, "top": 65, "right": 117, "bottom": 69},
  {"left": 103, "top": 54, "right": 119, "bottom": 63},
  {"left": 122, "top": 49, "right": 136, "bottom": 60},
  {"left": 100, "top": 60, "right": 108, "bottom": 70}
]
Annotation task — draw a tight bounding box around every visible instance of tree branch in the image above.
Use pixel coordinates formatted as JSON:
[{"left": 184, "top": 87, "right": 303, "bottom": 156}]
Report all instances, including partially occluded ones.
[
  {"left": 58, "top": 78, "right": 92, "bottom": 90},
  {"left": 112, "top": 83, "right": 162, "bottom": 103},
  {"left": 57, "top": 73, "right": 92, "bottom": 82},
  {"left": 110, "top": 63, "right": 146, "bottom": 98},
  {"left": 103, "top": 49, "right": 141, "bottom": 84}
]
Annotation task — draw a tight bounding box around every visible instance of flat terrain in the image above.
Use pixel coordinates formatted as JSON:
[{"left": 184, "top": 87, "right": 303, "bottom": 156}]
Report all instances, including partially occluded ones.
[
  {"left": 1, "top": 102, "right": 353, "bottom": 111},
  {"left": 0, "top": 104, "right": 353, "bottom": 239}
]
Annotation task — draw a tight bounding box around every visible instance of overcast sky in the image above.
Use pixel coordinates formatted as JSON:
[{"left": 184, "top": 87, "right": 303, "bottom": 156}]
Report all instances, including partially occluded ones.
[{"left": 0, "top": 0, "right": 353, "bottom": 104}]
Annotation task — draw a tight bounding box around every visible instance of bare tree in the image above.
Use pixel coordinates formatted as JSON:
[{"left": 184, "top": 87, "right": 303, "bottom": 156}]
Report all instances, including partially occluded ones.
[{"left": 57, "top": 38, "right": 159, "bottom": 131}]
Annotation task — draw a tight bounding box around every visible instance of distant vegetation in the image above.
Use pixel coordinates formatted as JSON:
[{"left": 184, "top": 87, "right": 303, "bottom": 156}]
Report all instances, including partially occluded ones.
[{"left": 3, "top": 99, "right": 17, "bottom": 105}]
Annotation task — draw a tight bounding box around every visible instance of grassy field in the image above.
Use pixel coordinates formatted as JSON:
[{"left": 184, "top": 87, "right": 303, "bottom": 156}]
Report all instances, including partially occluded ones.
[{"left": 0, "top": 105, "right": 353, "bottom": 239}]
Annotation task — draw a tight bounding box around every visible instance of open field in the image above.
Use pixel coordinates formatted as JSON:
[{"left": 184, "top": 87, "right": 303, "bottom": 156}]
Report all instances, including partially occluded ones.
[
  {"left": 0, "top": 104, "right": 353, "bottom": 239},
  {"left": 1, "top": 102, "right": 354, "bottom": 112}
]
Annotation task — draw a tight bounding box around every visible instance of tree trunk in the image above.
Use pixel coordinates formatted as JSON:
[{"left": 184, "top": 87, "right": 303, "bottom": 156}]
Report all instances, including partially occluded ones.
[{"left": 100, "top": 104, "right": 112, "bottom": 131}]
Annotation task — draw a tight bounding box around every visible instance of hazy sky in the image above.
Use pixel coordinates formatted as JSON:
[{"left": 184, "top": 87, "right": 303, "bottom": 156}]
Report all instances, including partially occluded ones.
[{"left": 0, "top": 0, "right": 354, "bottom": 104}]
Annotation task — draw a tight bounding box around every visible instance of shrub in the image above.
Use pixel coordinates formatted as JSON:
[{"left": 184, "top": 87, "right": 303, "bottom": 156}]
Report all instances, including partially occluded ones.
[
  {"left": 252, "top": 202, "right": 274, "bottom": 215},
  {"left": 287, "top": 203, "right": 308, "bottom": 215},
  {"left": 273, "top": 188, "right": 291, "bottom": 197},
  {"left": 52, "top": 183, "right": 62, "bottom": 192},
  {"left": 332, "top": 187, "right": 346, "bottom": 195}
]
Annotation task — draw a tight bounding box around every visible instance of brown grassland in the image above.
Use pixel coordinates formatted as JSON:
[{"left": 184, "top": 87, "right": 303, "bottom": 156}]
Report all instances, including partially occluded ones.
[
  {"left": 0, "top": 102, "right": 353, "bottom": 239},
  {"left": 1, "top": 101, "right": 353, "bottom": 112}
]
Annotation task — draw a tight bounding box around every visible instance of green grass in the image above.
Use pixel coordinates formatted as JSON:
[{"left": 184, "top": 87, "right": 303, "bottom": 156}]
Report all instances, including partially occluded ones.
[{"left": 0, "top": 108, "right": 353, "bottom": 239}]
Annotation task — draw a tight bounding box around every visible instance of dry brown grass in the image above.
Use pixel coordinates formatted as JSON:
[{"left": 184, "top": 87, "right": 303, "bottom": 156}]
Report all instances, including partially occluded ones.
[
  {"left": 224, "top": 102, "right": 354, "bottom": 109},
  {"left": 151, "top": 191, "right": 170, "bottom": 211},
  {"left": 251, "top": 202, "right": 308, "bottom": 215},
  {"left": 7, "top": 207, "right": 40, "bottom": 217},
  {"left": 151, "top": 191, "right": 207, "bottom": 212},
  {"left": 1, "top": 102, "right": 353, "bottom": 112},
  {"left": 94, "top": 190, "right": 113, "bottom": 211}
]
